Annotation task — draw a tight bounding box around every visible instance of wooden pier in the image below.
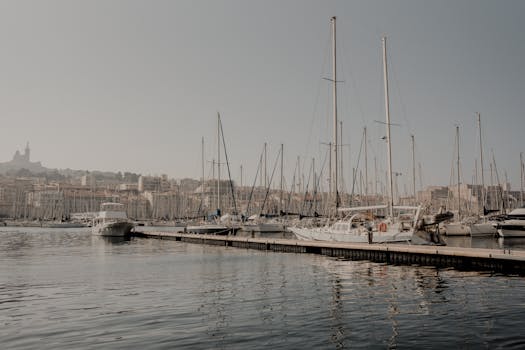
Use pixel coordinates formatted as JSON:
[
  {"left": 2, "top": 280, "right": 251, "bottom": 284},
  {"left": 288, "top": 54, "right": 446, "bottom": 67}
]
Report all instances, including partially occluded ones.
[{"left": 132, "top": 231, "right": 525, "bottom": 275}]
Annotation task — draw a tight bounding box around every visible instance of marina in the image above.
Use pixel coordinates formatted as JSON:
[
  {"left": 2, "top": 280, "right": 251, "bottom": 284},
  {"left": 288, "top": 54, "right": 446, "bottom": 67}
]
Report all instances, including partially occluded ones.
[{"left": 1, "top": 1, "right": 525, "bottom": 348}]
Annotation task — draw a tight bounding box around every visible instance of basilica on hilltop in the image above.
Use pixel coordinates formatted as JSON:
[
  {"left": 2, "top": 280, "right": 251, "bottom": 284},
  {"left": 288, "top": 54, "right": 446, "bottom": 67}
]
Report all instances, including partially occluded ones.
[{"left": 0, "top": 143, "right": 46, "bottom": 174}]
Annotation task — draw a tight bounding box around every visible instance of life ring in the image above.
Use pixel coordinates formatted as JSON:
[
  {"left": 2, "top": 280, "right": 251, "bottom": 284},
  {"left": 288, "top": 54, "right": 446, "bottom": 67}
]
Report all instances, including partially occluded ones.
[{"left": 379, "top": 222, "right": 387, "bottom": 232}]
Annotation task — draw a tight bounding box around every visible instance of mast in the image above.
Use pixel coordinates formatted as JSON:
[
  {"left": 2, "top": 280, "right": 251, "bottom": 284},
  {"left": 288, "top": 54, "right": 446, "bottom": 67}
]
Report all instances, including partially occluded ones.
[
  {"left": 340, "top": 120, "right": 344, "bottom": 200},
  {"left": 364, "top": 126, "right": 368, "bottom": 204},
  {"left": 382, "top": 36, "right": 394, "bottom": 218},
  {"left": 477, "top": 112, "right": 486, "bottom": 214},
  {"left": 331, "top": 16, "right": 339, "bottom": 210},
  {"left": 328, "top": 142, "right": 332, "bottom": 197},
  {"left": 201, "top": 137, "right": 205, "bottom": 212},
  {"left": 280, "top": 143, "right": 284, "bottom": 213},
  {"left": 520, "top": 152, "right": 523, "bottom": 206},
  {"left": 264, "top": 142, "right": 267, "bottom": 189},
  {"left": 411, "top": 134, "right": 416, "bottom": 204},
  {"left": 217, "top": 113, "right": 221, "bottom": 214},
  {"left": 374, "top": 156, "right": 378, "bottom": 198},
  {"left": 456, "top": 125, "right": 461, "bottom": 217}
]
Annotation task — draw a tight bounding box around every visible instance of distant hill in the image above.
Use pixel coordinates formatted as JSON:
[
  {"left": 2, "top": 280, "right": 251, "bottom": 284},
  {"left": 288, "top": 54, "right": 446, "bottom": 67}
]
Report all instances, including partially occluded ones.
[{"left": 0, "top": 144, "right": 140, "bottom": 181}]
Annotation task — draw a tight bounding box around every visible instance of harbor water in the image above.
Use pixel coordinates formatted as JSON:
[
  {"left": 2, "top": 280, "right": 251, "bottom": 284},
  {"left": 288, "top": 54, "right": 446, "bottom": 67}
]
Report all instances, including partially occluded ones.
[{"left": 2, "top": 227, "right": 525, "bottom": 349}]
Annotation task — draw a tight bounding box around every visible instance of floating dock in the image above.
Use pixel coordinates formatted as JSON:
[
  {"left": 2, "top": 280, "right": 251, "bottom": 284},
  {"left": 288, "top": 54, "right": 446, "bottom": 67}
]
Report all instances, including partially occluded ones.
[{"left": 133, "top": 231, "right": 525, "bottom": 275}]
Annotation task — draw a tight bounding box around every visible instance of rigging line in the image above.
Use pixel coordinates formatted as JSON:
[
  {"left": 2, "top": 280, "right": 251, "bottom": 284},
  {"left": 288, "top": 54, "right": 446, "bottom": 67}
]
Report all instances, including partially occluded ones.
[
  {"left": 338, "top": 36, "right": 367, "bottom": 127},
  {"left": 446, "top": 127, "right": 458, "bottom": 210},
  {"left": 285, "top": 158, "right": 299, "bottom": 215},
  {"left": 300, "top": 154, "right": 314, "bottom": 216},
  {"left": 246, "top": 145, "right": 264, "bottom": 217},
  {"left": 350, "top": 128, "right": 365, "bottom": 202},
  {"left": 219, "top": 116, "right": 237, "bottom": 214},
  {"left": 310, "top": 148, "right": 329, "bottom": 216},
  {"left": 303, "top": 24, "right": 332, "bottom": 175},
  {"left": 387, "top": 44, "right": 414, "bottom": 137},
  {"left": 260, "top": 147, "right": 283, "bottom": 215}
]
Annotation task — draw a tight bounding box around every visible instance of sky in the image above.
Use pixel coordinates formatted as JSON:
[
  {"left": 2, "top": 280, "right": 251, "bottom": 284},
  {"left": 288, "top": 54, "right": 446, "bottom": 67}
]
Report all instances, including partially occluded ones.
[{"left": 0, "top": 0, "right": 524, "bottom": 194}]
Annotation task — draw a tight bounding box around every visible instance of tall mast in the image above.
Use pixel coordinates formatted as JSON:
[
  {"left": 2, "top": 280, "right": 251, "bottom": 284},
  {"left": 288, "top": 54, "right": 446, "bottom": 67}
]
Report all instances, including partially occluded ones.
[
  {"left": 520, "top": 152, "right": 523, "bottom": 206},
  {"left": 364, "top": 126, "right": 368, "bottom": 204},
  {"left": 456, "top": 125, "right": 461, "bottom": 217},
  {"left": 201, "top": 137, "right": 205, "bottom": 211},
  {"left": 340, "top": 120, "right": 344, "bottom": 199},
  {"left": 411, "top": 134, "right": 416, "bottom": 204},
  {"left": 280, "top": 143, "right": 284, "bottom": 213},
  {"left": 264, "top": 142, "right": 267, "bottom": 189},
  {"left": 382, "top": 36, "right": 394, "bottom": 218},
  {"left": 477, "top": 112, "right": 486, "bottom": 214},
  {"left": 331, "top": 16, "right": 339, "bottom": 210},
  {"left": 328, "top": 142, "right": 332, "bottom": 197},
  {"left": 217, "top": 113, "right": 221, "bottom": 213}
]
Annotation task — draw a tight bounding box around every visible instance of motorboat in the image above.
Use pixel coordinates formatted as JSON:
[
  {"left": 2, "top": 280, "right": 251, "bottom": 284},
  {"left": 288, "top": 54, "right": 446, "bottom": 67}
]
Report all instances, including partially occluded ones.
[
  {"left": 92, "top": 203, "right": 135, "bottom": 237},
  {"left": 498, "top": 206, "right": 525, "bottom": 238}
]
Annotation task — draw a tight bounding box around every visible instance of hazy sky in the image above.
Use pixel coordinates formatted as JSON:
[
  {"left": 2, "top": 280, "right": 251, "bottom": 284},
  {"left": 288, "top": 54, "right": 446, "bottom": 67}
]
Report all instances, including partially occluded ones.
[{"left": 1, "top": 0, "right": 524, "bottom": 193}]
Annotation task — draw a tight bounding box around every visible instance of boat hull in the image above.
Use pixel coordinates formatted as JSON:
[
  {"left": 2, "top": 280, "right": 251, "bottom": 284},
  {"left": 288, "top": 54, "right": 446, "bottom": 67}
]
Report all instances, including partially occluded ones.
[
  {"left": 92, "top": 221, "right": 135, "bottom": 237},
  {"left": 290, "top": 226, "right": 412, "bottom": 244},
  {"left": 242, "top": 222, "right": 285, "bottom": 233},
  {"left": 444, "top": 223, "right": 471, "bottom": 236},
  {"left": 186, "top": 224, "right": 236, "bottom": 235},
  {"left": 498, "top": 220, "right": 525, "bottom": 238},
  {"left": 470, "top": 222, "right": 498, "bottom": 237}
]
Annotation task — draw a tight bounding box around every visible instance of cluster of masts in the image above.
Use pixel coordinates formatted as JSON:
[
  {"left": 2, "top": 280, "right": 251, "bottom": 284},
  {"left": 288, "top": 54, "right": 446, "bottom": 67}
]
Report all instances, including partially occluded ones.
[{"left": 197, "top": 16, "right": 525, "bottom": 221}]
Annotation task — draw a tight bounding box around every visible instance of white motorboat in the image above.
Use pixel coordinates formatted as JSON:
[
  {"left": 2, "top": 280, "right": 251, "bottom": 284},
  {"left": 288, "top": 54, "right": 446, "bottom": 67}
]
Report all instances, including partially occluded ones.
[
  {"left": 498, "top": 206, "right": 525, "bottom": 238},
  {"left": 92, "top": 203, "right": 135, "bottom": 237}
]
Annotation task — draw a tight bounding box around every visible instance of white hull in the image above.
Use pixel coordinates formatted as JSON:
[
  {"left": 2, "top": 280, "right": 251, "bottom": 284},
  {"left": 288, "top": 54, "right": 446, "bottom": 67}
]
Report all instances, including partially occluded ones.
[
  {"left": 290, "top": 226, "right": 412, "bottom": 244},
  {"left": 498, "top": 219, "right": 525, "bottom": 238},
  {"left": 444, "top": 223, "right": 471, "bottom": 236},
  {"left": 92, "top": 221, "right": 134, "bottom": 237},
  {"left": 470, "top": 222, "right": 498, "bottom": 236},
  {"left": 242, "top": 222, "right": 285, "bottom": 233}
]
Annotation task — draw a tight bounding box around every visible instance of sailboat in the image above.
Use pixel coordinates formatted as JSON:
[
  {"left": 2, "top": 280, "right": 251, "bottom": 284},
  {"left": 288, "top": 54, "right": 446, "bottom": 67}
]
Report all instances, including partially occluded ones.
[
  {"left": 443, "top": 125, "right": 471, "bottom": 236},
  {"left": 470, "top": 113, "right": 499, "bottom": 236},
  {"left": 289, "top": 18, "right": 426, "bottom": 244},
  {"left": 242, "top": 144, "right": 287, "bottom": 234},
  {"left": 187, "top": 113, "right": 239, "bottom": 235},
  {"left": 444, "top": 115, "right": 498, "bottom": 236}
]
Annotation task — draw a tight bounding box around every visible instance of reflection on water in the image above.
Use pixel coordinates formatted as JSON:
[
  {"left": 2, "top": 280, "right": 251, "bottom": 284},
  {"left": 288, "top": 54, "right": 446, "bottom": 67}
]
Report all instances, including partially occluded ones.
[{"left": 1, "top": 227, "right": 525, "bottom": 349}]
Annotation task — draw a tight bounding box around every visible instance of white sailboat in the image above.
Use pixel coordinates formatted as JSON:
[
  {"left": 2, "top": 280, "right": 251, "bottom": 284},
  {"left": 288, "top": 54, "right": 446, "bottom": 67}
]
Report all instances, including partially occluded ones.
[{"left": 289, "top": 19, "right": 424, "bottom": 244}]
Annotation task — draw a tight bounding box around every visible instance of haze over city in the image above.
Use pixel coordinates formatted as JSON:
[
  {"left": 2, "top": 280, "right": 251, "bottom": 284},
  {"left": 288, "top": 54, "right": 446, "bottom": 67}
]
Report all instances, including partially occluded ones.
[{"left": 1, "top": 0, "right": 524, "bottom": 192}]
